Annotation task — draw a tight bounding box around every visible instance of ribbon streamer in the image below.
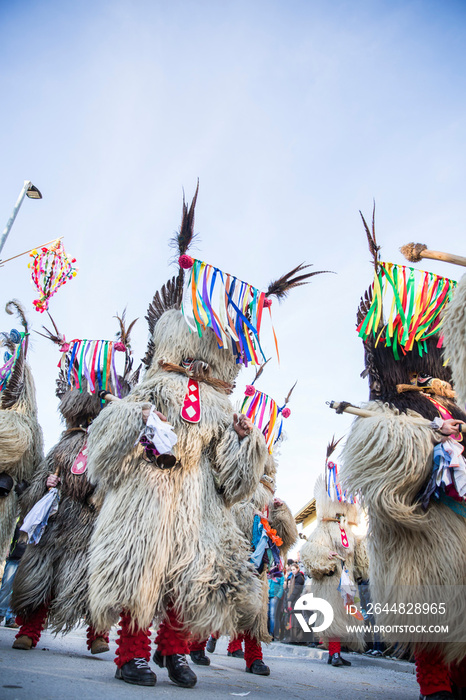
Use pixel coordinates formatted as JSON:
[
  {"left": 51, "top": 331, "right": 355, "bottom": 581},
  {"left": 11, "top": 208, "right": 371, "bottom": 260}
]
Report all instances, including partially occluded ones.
[
  {"left": 357, "top": 262, "right": 456, "bottom": 359},
  {"left": 59, "top": 339, "right": 125, "bottom": 396},
  {"left": 240, "top": 387, "right": 285, "bottom": 453},
  {"left": 181, "top": 258, "right": 268, "bottom": 366}
]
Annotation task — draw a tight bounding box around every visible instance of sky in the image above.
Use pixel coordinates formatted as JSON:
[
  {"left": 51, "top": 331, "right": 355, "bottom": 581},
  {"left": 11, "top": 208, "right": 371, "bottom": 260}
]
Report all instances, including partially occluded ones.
[{"left": 1, "top": 0, "right": 466, "bottom": 523}]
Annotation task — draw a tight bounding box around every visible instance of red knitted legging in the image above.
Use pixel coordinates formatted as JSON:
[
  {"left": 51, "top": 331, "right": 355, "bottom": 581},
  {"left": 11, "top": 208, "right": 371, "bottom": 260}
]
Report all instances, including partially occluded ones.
[
  {"left": 415, "top": 650, "right": 452, "bottom": 696},
  {"left": 15, "top": 603, "right": 48, "bottom": 647},
  {"left": 155, "top": 607, "right": 190, "bottom": 656},
  {"left": 190, "top": 637, "right": 207, "bottom": 652},
  {"left": 328, "top": 639, "right": 341, "bottom": 656},
  {"left": 244, "top": 632, "right": 263, "bottom": 667},
  {"left": 115, "top": 612, "right": 151, "bottom": 668},
  {"left": 227, "top": 634, "right": 244, "bottom": 654},
  {"left": 86, "top": 626, "right": 110, "bottom": 650}
]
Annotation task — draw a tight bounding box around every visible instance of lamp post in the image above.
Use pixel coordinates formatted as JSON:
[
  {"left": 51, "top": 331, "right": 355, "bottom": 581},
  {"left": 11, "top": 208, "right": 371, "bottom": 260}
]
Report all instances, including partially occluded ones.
[{"left": 0, "top": 180, "right": 43, "bottom": 256}]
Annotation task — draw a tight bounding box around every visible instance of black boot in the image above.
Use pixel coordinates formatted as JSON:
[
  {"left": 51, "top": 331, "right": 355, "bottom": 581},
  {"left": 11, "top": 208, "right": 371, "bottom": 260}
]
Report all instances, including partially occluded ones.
[
  {"left": 206, "top": 636, "right": 217, "bottom": 653},
  {"left": 419, "top": 693, "right": 456, "bottom": 699},
  {"left": 153, "top": 649, "right": 197, "bottom": 688},
  {"left": 331, "top": 652, "right": 351, "bottom": 667},
  {"left": 228, "top": 649, "right": 244, "bottom": 658},
  {"left": 190, "top": 650, "right": 210, "bottom": 666},
  {"left": 246, "top": 659, "right": 270, "bottom": 676},
  {"left": 115, "top": 658, "right": 157, "bottom": 686}
]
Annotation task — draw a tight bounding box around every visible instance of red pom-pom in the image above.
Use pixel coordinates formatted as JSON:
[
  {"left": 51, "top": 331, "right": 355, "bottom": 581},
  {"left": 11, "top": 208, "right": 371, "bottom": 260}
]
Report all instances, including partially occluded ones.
[
  {"left": 71, "top": 258, "right": 76, "bottom": 263},
  {"left": 281, "top": 407, "right": 291, "bottom": 418},
  {"left": 244, "top": 384, "right": 255, "bottom": 396},
  {"left": 60, "top": 343, "right": 70, "bottom": 352},
  {"left": 41, "top": 247, "right": 48, "bottom": 253},
  {"left": 179, "top": 254, "right": 194, "bottom": 269},
  {"left": 114, "top": 342, "right": 126, "bottom": 352},
  {"left": 263, "top": 297, "right": 272, "bottom": 308}
]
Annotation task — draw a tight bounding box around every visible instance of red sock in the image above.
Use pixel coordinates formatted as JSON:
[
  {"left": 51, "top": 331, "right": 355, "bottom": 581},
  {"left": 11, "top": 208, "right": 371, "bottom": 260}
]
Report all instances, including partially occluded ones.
[
  {"left": 328, "top": 639, "right": 341, "bottom": 656},
  {"left": 190, "top": 638, "right": 207, "bottom": 652},
  {"left": 227, "top": 634, "right": 244, "bottom": 653},
  {"left": 86, "top": 625, "right": 110, "bottom": 650},
  {"left": 415, "top": 650, "right": 452, "bottom": 696},
  {"left": 15, "top": 603, "right": 48, "bottom": 647},
  {"left": 244, "top": 632, "right": 263, "bottom": 667},
  {"left": 155, "top": 607, "right": 190, "bottom": 656},
  {"left": 115, "top": 612, "right": 151, "bottom": 668}
]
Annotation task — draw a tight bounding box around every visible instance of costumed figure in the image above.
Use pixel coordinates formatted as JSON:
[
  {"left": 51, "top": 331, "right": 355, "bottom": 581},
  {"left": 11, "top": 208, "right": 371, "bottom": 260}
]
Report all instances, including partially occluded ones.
[
  {"left": 202, "top": 376, "right": 298, "bottom": 675},
  {"left": 338, "top": 216, "right": 466, "bottom": 700},
  {"left": 11, "top": 313, "right": 139, "bottom": 655},
  {"left": 0, "top": 301, "right": 43, "bottom": 560},
  {"left": 300, "top": 438, "right": 366, "bottom": 667},
  {"left": 85, "top": 185, "right": 325, "bottom": 688}
]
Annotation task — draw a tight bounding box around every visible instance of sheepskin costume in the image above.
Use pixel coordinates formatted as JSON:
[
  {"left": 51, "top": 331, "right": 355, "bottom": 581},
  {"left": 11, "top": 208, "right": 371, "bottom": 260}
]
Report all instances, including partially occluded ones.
[
  {"left": 11, "top": 315, "right": 138, "bottom": 653},
  {"left": 443, "top": 271, "right": 466, "bottom": 408},
  {"left": 340, "top": 216, "right": 466, "bottom": 699},
  {"left": 85, "top": 188, "right": 321, "bottom": 686},
  {"left": 301, "top": 474, "right": 365, "bottom": 659},
  {"left": 229, "top": 453, "right": 298, "bottom": 670},
  {"left": 0, "top": 301, "right": 43, "bottom": 559}
]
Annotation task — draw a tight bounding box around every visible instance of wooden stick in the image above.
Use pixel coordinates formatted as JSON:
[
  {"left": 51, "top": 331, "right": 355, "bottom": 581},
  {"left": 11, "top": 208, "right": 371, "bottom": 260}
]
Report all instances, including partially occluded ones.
[
  {"left": 0, "top": 237, "right": 64, "bottom": 266},
  {"left": 400, "top": 243, "right": 466, "bottom": 268},
  {"left": 328, "top": 400, "right": 466, "bottom": 433}
]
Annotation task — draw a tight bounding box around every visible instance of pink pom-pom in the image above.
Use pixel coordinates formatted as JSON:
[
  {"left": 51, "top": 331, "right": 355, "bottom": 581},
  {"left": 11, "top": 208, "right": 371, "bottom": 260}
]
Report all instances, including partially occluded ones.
[
  {"left": 60, "top": 342, "right": 70, "bottom": 352},
  {"left": 179, "top": 254, "right": 194, "bottom": 269},
  {"left": 114, "top": 342, "right": 126, "bottom": 352},
  {"left": 263, "top": 297, "right": 272, "bottom": 308},
  {"left": 281, "top": 407, "right": 291, "bottom": 418},
  {"left": 244, "top": 384, "right": 255, "bottom": 396}
]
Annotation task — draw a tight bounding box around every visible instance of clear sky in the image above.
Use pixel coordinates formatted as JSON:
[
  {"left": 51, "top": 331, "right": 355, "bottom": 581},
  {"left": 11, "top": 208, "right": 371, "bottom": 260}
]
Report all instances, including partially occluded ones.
[{"left": 1, "top": 0, "right": 466, "bottom": 518}]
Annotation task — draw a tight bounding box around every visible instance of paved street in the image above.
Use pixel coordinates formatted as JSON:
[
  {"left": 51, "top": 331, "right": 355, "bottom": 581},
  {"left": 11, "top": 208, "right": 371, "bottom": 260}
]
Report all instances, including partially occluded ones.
[{"left": 0, "top": 625, "right": 419, "bottom": 700}]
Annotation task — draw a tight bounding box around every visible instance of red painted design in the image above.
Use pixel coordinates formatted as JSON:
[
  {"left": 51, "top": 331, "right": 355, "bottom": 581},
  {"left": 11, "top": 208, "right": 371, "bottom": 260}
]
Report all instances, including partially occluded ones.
[
  {"left": 71, "top": 443, "right": 88, "bottom": 474},
  {"left": 340, "top": 527, "right": 349, "bottom": 548},
  {"left": 180, "top": 379, "right": 201, "bottom": 423}
]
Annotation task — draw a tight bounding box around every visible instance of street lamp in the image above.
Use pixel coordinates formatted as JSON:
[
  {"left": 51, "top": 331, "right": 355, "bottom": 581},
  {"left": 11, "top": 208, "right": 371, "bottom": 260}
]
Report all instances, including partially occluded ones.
[{"left": 0, "top": 180, "right": 43, "bottom": 256}]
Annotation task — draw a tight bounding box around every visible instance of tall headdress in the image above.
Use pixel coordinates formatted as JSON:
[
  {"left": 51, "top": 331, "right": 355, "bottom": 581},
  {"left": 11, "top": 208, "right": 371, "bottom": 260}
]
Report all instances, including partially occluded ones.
[
  {"left": 39, "top": 312, "right": 139, "bottom": 399},
  {"left": 0, "top": 301, "right": 30, "bottom": 409},
  {"left": 143, "top": 183, "right": 330, "bottom": 369},
  {"left": 356, "top": 206, "right": 458, "bottom": 417},
  {"left": 240, "top": 362, "right": 295, "bottom": 453}
]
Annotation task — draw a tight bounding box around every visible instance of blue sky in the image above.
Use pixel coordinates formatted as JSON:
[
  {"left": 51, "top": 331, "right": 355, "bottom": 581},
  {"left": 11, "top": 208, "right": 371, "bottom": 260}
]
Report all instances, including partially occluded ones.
[{"left": 1, "top": 0, "right": 466, "bottom": 515}]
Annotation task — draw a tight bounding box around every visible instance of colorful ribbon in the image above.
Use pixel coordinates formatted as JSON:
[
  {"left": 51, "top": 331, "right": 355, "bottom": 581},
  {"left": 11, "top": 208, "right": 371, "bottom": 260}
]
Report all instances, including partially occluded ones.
[
  {"left": 357, "top": 262, "right": 456, "bottom": 359},
  {"left": 327, "top": 461, "right": 357, "bottom": 504},
  {"left": 240, "top": 387, "right": 285, "bottom": 453},
  {"left": 0, "top": 332, "right": 26, "bottom": 395},
  {"left": 181, "top": 258, "right": 268, "bottom": 366},
  {"left": 59, "top": 339, "right": 125, "bottom": 396}
]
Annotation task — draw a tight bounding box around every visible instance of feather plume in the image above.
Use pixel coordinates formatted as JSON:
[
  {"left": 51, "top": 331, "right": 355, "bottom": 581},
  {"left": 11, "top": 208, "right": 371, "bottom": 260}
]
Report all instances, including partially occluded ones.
[
  {"left": 359, "top": 202, "right": 380, "bottom": 267},
  {"left": 326, "top": 435, "right": 344, "bottom": 460},
  {"left": 251, "top": 358, "right": 271, "bottom": 385},
  {"left": 356, "top": 286, "right": 373, "bottom": 327},
  {"left": 171, "top": 180, "right": 199, "bottom": 256},
  {"left": 284, "top": 380, "right": 297, "bottom": 405},
  {"left": 265, "top": 263, "right": 332, "bottom": 300}
]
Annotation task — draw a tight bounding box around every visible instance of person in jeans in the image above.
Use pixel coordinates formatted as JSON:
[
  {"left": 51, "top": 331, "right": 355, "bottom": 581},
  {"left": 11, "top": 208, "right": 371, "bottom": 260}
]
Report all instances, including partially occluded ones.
[{"left": 0, "top": 523, "right": 25, "bottom": 627}]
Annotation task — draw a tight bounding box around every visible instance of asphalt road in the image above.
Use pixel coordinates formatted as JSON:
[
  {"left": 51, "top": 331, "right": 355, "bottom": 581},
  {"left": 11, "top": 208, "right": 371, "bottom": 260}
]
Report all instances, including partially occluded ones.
[{"left": 0, "top": 625, "right": 419, "bottom": 700}]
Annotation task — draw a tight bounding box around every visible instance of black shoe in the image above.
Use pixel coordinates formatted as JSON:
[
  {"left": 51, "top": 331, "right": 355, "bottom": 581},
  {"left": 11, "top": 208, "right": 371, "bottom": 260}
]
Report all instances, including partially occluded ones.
[
  {"left": 115, "top": 658, "right": 157, "bottom": 686},
  {"left": 206, "top": 636, "right": 217, "bottom": 653},
  {"left": 228, "top": 649, "right": 244, "bottom": 658},
  {"left": 190, "top": 650, "right": 210, "bottom": 666},
  {"left": 153, "top": 650, "right": 197, "bottom": 688},
  {"left": 419, "top": 693, "right": 455, "bottom": 699},
  {"left": 246, "top": 659, "right": 270, "bottom": 676},
  {"left": 331, "top": 652, "right": 351, "bottom": 667}
]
